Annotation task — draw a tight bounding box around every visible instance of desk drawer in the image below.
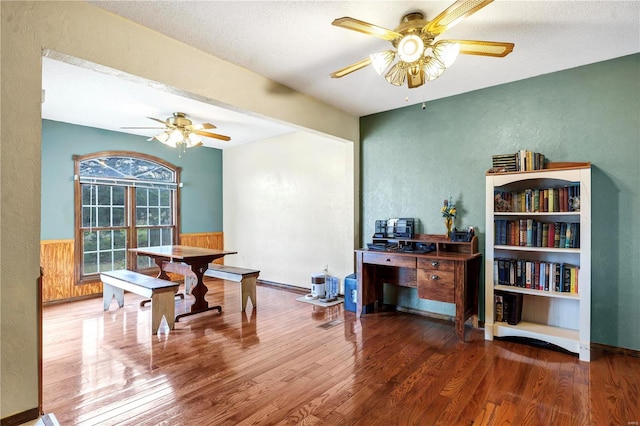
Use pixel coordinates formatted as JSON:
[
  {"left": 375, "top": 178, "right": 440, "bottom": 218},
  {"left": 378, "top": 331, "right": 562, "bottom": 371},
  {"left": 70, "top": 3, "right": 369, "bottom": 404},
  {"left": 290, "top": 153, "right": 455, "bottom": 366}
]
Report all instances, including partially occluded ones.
[
  {"left": 417, "top": 269, "right": 455, "bottom": 303},
  {"left": 417, "top": 258, "right": 455, "bottom": 272},
  {"left": 363, "top": 252, "right": 416, "bottom": 269}
]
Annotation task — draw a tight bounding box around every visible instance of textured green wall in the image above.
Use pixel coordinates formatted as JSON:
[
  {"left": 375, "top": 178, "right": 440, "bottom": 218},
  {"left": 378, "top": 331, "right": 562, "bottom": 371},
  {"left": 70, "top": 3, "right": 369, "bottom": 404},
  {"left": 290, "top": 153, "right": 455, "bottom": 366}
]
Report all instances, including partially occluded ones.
[
  {"left": 360, "top": 54, "right": 640, "bottom": 351},
  {"left": 41, "top": 120, "right": 223, "bottom": 239}
]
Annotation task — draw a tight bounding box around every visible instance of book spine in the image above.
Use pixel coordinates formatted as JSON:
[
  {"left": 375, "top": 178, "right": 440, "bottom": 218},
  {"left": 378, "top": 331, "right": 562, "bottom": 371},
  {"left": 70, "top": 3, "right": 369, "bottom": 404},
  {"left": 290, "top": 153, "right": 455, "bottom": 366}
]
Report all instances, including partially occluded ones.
[
  {"left": 559, "top": 223, "right": 567, "bottom": 248},
  {"left": 554, "top": 223, "right": 561, "bottom": 248}
]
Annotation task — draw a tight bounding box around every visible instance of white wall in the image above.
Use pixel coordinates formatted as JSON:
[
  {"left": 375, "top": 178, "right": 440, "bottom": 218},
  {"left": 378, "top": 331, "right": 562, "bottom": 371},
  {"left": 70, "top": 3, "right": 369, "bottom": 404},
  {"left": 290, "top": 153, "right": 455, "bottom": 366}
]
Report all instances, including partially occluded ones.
[
  {"left": 223, "top": 132, "right": 355, "bottom": 291},
  {"left": 1, "top": 1, "right": 358, "bottom": 419}
]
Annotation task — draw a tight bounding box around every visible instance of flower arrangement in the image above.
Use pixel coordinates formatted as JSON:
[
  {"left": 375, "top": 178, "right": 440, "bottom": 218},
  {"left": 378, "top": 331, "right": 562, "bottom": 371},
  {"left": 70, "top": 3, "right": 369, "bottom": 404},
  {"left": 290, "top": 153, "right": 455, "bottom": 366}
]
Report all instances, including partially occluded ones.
[
  {"left": 441, "top": 196, "right": 457, "bottom": 218},
  {"left": 441, "top": 195, "right": 457, "bottom": 238}
]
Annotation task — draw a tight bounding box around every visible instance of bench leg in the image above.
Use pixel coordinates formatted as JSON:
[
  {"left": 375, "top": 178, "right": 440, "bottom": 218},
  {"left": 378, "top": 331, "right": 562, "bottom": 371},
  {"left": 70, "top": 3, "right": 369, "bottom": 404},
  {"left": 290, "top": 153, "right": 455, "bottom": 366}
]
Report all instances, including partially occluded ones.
[
  {"left": 103, "top": 283, "right": 124, "bottom": 310},
  {"left": 151, "top": 292, "right": 176, "bottom": 335},
  {"left": 240, "top": 276, "right": 257, "bottom": 311}
]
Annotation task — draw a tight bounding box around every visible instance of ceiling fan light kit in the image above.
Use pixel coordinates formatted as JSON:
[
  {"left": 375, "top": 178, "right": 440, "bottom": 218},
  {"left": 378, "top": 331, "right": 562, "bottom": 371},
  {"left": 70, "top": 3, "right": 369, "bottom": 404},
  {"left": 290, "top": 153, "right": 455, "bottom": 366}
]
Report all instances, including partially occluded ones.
[{"left": 331, "top": 0, "right": 514, "bottom": 89}]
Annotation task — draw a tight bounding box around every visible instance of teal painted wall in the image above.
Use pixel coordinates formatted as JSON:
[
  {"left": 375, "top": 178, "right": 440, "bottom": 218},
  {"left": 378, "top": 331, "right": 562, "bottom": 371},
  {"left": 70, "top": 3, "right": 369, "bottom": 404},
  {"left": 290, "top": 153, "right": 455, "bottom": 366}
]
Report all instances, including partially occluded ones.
[
  {"left": 41, "top": 120, "right": 223, "bottom": 240},
  {"left": 360, "top": 54, "right": 640, "bottom": 351}
]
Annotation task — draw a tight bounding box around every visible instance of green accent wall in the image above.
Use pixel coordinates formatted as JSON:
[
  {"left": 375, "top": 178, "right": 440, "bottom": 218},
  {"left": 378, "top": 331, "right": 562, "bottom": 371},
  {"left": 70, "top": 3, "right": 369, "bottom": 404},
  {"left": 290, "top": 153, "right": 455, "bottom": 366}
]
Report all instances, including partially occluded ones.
[
  {"left": 41, "top": 120, "right": 223, "bottom": 239},
  {"left": 360, "top": 54, "right": 640, "bottom": 351}
]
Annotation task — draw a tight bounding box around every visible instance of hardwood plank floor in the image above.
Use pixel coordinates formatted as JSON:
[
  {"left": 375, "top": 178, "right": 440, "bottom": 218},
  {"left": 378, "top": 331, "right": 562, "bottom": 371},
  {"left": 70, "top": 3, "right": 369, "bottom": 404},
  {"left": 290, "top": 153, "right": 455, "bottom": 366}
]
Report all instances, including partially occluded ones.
[{"left": 42, "top": 279, "right": 640, "bottom": 425}]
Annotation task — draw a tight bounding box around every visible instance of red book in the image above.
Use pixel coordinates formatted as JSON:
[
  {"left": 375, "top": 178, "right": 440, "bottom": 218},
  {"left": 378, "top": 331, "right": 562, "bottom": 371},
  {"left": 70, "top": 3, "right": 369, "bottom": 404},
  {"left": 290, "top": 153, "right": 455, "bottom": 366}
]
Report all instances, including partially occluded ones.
[{"left": 548, "top": 223, "right": 555, "bottom": 247}]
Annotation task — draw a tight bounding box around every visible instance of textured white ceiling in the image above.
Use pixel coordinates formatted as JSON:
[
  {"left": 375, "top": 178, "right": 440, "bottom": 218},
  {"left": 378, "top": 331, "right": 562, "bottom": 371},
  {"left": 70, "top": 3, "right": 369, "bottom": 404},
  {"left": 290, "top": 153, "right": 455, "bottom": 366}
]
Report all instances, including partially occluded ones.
[{"left": 43, "top": 1, "right": 640, "bottom": 148}]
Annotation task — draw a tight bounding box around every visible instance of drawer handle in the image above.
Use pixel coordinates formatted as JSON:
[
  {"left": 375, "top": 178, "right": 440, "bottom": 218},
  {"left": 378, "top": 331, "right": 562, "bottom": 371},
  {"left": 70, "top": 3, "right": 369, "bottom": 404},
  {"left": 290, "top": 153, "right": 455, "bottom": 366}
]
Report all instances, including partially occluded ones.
[
  {"left": 386, "top": 258, "right": 391, "bottom": 262},
  {"left": 431, "top": 261, "right": 439, "bottom": 267},
  {"left": 431, "top": 275, "right": 439, "bottom": 280}
]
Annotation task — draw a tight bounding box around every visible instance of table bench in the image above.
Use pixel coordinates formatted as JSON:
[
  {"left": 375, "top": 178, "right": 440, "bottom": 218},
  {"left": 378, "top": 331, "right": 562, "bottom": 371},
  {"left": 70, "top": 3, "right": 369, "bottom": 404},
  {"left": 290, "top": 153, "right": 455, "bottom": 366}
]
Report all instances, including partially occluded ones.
[
  {"left": 203, "top": 265, "right": 259, "bottom": 311},
  {"left": 163, "top": 261, "right": 260, "bottom": 312},
  {"left": 101, "top": 270, "right": 180, "bottom": 335}
]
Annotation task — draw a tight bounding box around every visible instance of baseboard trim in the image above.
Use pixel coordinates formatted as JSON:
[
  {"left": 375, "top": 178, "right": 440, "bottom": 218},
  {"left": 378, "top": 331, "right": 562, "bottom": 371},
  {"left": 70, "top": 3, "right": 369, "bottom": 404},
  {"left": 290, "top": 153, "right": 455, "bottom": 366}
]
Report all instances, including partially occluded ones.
[
  {"left": 591, "top": 342, "right": 640, "bottom": 359},
  {"left": 396, "top": 306, "right": 455, "bottom": 323},
  {"left": 1, "top": 407, "right": 39, "bottom": 426},
  {"left": 257, "top": 279, "right": 307, "bottom": 294}
]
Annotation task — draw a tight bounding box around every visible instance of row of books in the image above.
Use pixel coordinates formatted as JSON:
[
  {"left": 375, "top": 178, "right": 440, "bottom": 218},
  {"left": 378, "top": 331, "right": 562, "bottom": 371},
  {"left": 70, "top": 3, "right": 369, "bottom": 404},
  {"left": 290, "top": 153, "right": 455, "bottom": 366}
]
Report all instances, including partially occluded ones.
[
  {"left": 494, "top": 185, "right": 580, "bottom": 213},
  {"left": 517, "top": 150, "right": 546, "bottom": 171},
  {"left": 491, "top": 150, "right": 546, "bottom": 172},
  {"left": 494, "top": 258, "right": 580, "bottom": 294},
  {"left": 494, "top": 219, "right": 580, "bottom": 248}
]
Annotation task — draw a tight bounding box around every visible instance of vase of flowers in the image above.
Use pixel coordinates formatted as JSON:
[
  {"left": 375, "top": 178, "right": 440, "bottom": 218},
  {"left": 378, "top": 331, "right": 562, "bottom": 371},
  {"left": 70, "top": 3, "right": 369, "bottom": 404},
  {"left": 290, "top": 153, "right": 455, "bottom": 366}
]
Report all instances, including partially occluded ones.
[{"left": 441, "top": 196, "right": 457, "bottom": 238}]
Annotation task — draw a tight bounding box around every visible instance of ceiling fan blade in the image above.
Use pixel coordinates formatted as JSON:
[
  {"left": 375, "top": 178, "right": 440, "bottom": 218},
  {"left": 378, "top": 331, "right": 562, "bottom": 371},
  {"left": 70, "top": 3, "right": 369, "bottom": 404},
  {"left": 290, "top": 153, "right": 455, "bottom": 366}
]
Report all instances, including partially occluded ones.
[
  {"left": 120, "top": 126, "right": 164, "bottom": 129},
  {"left": 147, "top": 116, "right": 171, "bottom": 126},
  {"left": 194, "top": 130, "right": 231, "bottom": 141},
  {"left": 332, "top": 17, "right": 402, "bottom": 41},
  {"left": 425, "top": 0, "right": 495, "bottom": 35},
  {"left": 444, "top": 39, "right": 514, "bottom": 57},
  {"left": 331, "top": 58, "right": 372, "bottom": 78}
]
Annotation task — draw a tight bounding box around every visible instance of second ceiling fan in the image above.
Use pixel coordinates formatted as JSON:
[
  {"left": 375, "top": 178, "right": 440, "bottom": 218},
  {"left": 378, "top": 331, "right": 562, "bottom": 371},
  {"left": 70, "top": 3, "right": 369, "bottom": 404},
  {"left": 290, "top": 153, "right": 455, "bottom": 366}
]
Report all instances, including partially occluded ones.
[{"left": 330, "top": 0, "right": 514, "bottom": 89}]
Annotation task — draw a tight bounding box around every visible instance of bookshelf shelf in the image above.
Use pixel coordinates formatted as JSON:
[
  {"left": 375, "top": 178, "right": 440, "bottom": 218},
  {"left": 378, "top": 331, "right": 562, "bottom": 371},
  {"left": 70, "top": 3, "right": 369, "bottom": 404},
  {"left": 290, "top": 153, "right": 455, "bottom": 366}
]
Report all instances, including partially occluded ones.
[
  {"left": 494, "top": 245, "right": 580, "bottom": 254},
  {"left": 494, "top": 285, "right": 580, "bottom": 300},
  {"left": 495, "top": 212, "right": 580, "bottom": 218},
  {"left": 485, "top": 163, "right": 591, "bottom": 361},
  {"left": 492, "top": 321, "right": 581, "bottom": 355}
]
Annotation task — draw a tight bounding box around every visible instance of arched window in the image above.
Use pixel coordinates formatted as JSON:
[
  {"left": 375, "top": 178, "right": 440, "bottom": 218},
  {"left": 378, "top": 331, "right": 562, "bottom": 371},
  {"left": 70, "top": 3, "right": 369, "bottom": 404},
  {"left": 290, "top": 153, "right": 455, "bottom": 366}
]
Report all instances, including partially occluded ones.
[{"left": 73, "top": 151, "right": 181, "bottom": 283}]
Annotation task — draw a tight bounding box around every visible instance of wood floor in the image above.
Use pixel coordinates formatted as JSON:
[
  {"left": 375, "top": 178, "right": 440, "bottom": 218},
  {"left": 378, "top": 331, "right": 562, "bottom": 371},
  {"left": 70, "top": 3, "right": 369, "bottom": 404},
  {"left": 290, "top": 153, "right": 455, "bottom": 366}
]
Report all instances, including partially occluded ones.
[{"left": 42, "top": 279, "right": 640, "bottom": 425}]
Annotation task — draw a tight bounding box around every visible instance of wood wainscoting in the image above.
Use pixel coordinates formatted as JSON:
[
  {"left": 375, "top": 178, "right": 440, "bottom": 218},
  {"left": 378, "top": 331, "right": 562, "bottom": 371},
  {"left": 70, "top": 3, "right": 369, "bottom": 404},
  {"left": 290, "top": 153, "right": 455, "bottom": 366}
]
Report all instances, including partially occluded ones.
[{"left": 40, "top": 232, "right": 224, "bottom": 303}]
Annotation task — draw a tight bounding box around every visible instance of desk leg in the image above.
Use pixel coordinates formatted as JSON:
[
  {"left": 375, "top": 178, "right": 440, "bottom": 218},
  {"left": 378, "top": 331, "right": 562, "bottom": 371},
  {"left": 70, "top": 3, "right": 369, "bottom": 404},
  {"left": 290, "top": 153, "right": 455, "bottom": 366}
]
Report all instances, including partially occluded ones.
[
  {"left": 175, "top": 262, "right": 222, "bottom": 322},
  {"left": 356, "top": 253, "right": 380, "bottom": 318},
  {"left": 356, "top": 252, "right": 364, "bottom": 318},
  {"left": 454, "top": 262, "right": 466, "bottom": 342}
]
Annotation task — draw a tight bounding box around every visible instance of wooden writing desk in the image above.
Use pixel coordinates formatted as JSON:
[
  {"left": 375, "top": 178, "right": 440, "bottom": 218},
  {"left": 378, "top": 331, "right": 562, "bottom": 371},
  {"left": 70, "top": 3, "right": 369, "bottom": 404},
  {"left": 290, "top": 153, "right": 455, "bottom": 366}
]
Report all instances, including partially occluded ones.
[
  {"left": 129, "top": 245, "right": 237, "bottom": 321},
  {"left": 355, "top": 235, "right": 481, "bottom": 341}
]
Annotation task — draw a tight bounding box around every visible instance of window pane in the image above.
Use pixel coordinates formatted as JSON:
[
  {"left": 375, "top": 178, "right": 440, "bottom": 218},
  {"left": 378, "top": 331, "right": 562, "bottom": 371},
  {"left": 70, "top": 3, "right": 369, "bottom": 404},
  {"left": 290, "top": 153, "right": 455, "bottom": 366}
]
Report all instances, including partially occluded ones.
[
  {"left": 137, "top": 255, "right": 153, "bottom": 270},
  {"left": 112, "top": 186, "right": 125, "bottom": 206},
  {"left": 137, "top": 229, "right": 149, "bottom": 248},
  {"left": 159, "top": 189, "right": 170, "bottom": 207},
  {"left": 97, "top": 185, "right": 112, "bottom": 206},
  {"left": 113, "top": 207, "right": 125, "bottom": 227},
  {"left": 162, "top": 228, "right": 173, "bottom": 245},
  {"left": 136, "top": 208, "right": 148, "bottom": 226},
  {"left": 136, "top": 189, "right": 147, "bottom": 207},
  {"left": 84, "top": 231, "right": 97, "bottom": 252},
  {"left": 113, "top": 249, "right": 126, "bottom": 270},
  {"left": 149, "top": 189, "right": 159, "bottom": 207},
  {"left": 148, "top": 208, "right": 159, "bottom": 226},
  {"left": 160, "top": 207, "right": 172, "bottom": 225},
  {"left": 98, "top": 230, "right": 112, "bottom": 250},
  {"left": 113, "top": 230, "right": 127, "bottom": 249},
  {"left": 98, "top": 207, "right": 112, "bottom": 227},
  {"left": 149, "top": 228, "right": 161, "bottom": 246},
  {"left": 99, "top": 251, "right": 112, "bottom": 272},
  {"left": 84, "top": 252, "right": 97, "bottom": 274},
  {"left": 82, "top": 206, "right": 96, "bottom": 228},
  {"left": 82, "top": 185, "right": 95, "bottom": 205}
]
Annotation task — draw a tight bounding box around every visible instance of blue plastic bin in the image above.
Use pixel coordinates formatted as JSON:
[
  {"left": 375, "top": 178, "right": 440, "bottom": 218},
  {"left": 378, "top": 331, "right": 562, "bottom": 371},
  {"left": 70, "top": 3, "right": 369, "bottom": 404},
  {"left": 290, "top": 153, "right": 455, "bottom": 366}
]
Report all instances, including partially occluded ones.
[{"left": 344, "top": 273, "right": 357, "bottom": 312}]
